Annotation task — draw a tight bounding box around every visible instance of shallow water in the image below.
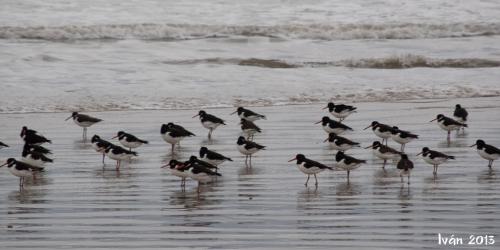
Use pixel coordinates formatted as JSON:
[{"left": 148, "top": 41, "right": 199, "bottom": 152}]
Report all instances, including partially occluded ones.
[{"left": 0, "top": 97, "right": 499, "bottom": 249}]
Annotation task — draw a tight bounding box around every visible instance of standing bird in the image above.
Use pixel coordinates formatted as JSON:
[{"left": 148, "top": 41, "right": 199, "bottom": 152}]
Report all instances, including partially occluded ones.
[
  {"left": 288, "top": 154, "right": 333, "bottom": 187},
  {"left": 335, "top": 151, "right": 366, "bottom": 181},
  {"left": 188, "top": 155, "right": 219, "bottom": 171},
  {"left": 193, "top": 110, "right": 226, "bottom": 139},
  {"left": 104, "top": 145, "right": 138, "bottom": 170},
  {"left": 199, "top": 147, "right": 232, "bottom": 166},
  {"left": 390, "top": 126, "right": 419, "bottom": 152},
  {"left": 240, "top": 119, "right": 261, "bottom": 140},
  {"left": 470, "top": 140, "right": 500, "bottom": 168},
  {"left": 161, "top": 124, "right": 195, "bottom": 152},
  {"left": 184, "top": 162, "right": 221, "bottom": 193},
  {"left": 231, "top": 107, "right": 266, "bottom": 121},
  {"left": 112, "top": 131, "right": 148, "bottom": 151},
  {"left": 165, "top": 122, "right": 195, "bottom": 147},
  {"left": 324, "top": 133, "right": 360, "bottom": 152},
  {"left": 20, "top": 126, "right": 51, "bottom": 145},
  {"left": 365, "top": 141, "right": 402, "bottom": 168},
  {"left": 430, "top": 114, "right": 467, "bottom": 142},
  {"left": 91, "top": 135, "right": 113, "bottom": 164},
  {"left": 22, "top": 145, "right": 53, "bottom": 167},
  {"left": 323, "top": 102, "right": 357, "bottom": 121},
  {"left": 417, "top": 147, "right": 455, "bottom": 176},
  {"left": 65, "top": 112, "right": 102, "bottom": 141},
  {"left": 0, "top": 141, "right": 8, "bottom": 148},
  {"left": 236, "top": 136, "right": 265, "bottom": 165},
  {"left": 364, "top": 121, "right": 394, "bottom": 145},
  {"left": 0, "top": 158, "right": 44, "bottom": 189},
  {"left": 23, "top": 143, "right": 52, "bottom": 155},
  {"left": 453, "top": 104, "right": 468, "bottom": 123},
  {"left": 397, "top": 154, "right": 414, "bottom": 184},
  {"left": 161, "top": 159, "right": 190, "bottom": 188},
  {"left": 315, "top": 116, "right": 353, "bottom": 135}
]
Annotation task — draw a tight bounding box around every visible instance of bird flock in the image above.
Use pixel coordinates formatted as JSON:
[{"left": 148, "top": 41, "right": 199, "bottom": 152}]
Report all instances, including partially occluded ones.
[{"left": 1, "top": 103, "right": 499, "bottom": 192}]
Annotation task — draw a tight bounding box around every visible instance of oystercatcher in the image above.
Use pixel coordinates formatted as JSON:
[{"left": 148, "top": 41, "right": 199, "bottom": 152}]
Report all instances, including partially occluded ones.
[
  {"left": 315, "top": 116, "right": 353, "bottom": 135},
  {"left": 335, "top": 151, "right": 366, "bottom": 181},
  {"left": 22, "top": 145, "right": 53, "bottom": 167},
  {"left": 193, "top": 110, "right": 225, "bottom": 139},
  {"left": 288, "top": 154, "right": 333, "bottom": 187},
  {"left": 20, "top": 126, "right": 51, "bottom": 145},
  {"left": 184, "top": 162, "right": 221, "bottom": 193},
  {"left": 231, "top": 107, "right": 266, "bottom": 121},
  {"left": 112, "top": 131, "right": 148, "bottom": 151},
  {"left": 417, "top": 147, "right": 455, "bottom": 176},
  {"left": 236, "top": 136, "right": 265, "bottom": 165},
  {"left": 364, "top": 121, "right": 393, "bottom": 145},
  {"left": 91, "top": 135, "right": 113, "bottom": 164},
  {"left": 23, "top": 143, "right": 51, "bottom": 155},
  {"left": 0, "top": 158, "right": 44, "bottom": 189},
  {"left": 323, "top": 102, "right": 357, "bottom": 121},
  {"left": 161, "top": 159, "right": 190, "bottom": 188},
  {"left": 324, "top": 133, "right": 360, "bottom": 152},
  {"left": 161, "top": 124, "right": 195, "bottom": 152},
  {"left": 470, "top": 140, "right": 500, "bottom": 168},
  {"left": 65, "top": 112, "right": 102, "bottom": 141},
  {"left": 453, "top": 104, "right": 468, "bottom": 123},
  {"left": 240, "top": 119, "right": 261, "bottom": 140},
  {"left": 104, "top": 145, "right": 138, "bottom": 170},
  {"left": 430, "top": 114, "right": 467, "bottom": 141},
  {"left": 199, "top": 147, "right": 232, "bottom": 166},
  {"left": 365, "top": 141, "right": 402, "bottom": 168},
  {"left": 390, "top": 126, "right": 418, "bottom": 152},
  {"left": 397, "top": 154, "right": 414, "bottom": 184}
]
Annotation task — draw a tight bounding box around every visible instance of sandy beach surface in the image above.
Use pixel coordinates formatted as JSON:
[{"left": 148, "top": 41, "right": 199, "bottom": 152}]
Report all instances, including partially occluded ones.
[{"left": 0, "top": 97, "right": 499, "bottom": 249}]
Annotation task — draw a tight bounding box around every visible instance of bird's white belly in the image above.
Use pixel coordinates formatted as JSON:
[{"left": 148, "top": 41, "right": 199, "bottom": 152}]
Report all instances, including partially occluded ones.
[
  {"left": 423, "top": 155, "right": 447, "bottom": 165},
  {"left": 73, "top": 119, "right": 93, "bottom": 128},
  {"left": 189, "top": 172, "right": 214, "bottom": 183},
  {"left": 9, "top": 168, "right": 32, "bottom": 178},
  {"left": 237, "top": 145, "right": 258, "bottom": 155},
  {"left": 21, "top": 156, "right": 45, "bottom": 167},
  {"left": 438, "top": 121, "right": 460, "bottom": 131},
  {"left": 170, "top": 169, "right": 189, "bottom": 178},
  {"left": 400, "top": 169, "right": 411, "bottom": 176},
  {"left": 374, "top": 149, "right": 399, "bottom": 160},
  {"left": 478, "top": 149, "right": 500, "bottom": 161},
  {"left": 374, "top": 128, "right": 392, "bottom": 139},
  {"left": 331, "top": 110, "right": 354, "bottom": 118},
  {"left": 329, "top": 142, "right": 352, "bottom": 151},
  {"left": 336, "top": 160, "right": 361, "bottom": 171},
  {"left": 323, "top": 125, "right": 345, "bottom": 135},
  {"left": 298, "top": 164, "right": 323, "bottom": 175},
  {"left": 202, "top": 121, "right": 220, "bottom": 129},
  {"left": 200, "top": 156, "right": 223, "bottom": 166},
  {"left": 240, "top": 114, "right": 259, "bottom": 121},
  {"left": 391, "top": 134, "right": 414, "bottom": 144},
  {"left": 119, "top": 139, "right": 142, "bottom": 149},
  {"left": 162, "top": 133, "right": 183, "bottom": 145},
  {"left": 107, "top": 152, "right": 132, "bottom": 161}
]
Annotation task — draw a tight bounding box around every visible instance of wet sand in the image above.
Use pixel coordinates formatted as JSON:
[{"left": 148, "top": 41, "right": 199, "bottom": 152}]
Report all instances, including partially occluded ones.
[{"left": 0, "top": 97, "right": 499, "bottom": 249}]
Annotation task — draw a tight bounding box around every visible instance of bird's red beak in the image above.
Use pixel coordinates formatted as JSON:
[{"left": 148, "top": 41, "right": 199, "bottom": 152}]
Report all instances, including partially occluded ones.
[
  {"left": 288, "top": 157, "right": 296, "bottom": 162},
  {"left": 363, "top": 125, "right": 372, "bottom": 130}
]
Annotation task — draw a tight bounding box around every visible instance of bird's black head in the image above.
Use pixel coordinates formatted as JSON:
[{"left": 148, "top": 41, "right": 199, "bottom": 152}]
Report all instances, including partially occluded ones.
[
  {"left": 1, "top": 158, "right": 17, "bottom": 168},
  {"left": 189, "top": 155, "right": 198, "bottom": 163},
  {"left": 327, "top": 102, "right": 335, "bottom": 108},
  {"left": 161, "top": 124, "right": 168, "bottom": 134},
  {"left": 476, "top": 139, "right": 486, "bottom": 148},
  {"left": 455, "top": 104, "right": 461, "bottom": 109},
  {"left": 117, "top": 131, "right": 125, "bottom": 136},
  {"left": 168, "top": 159, "right": 180, "bottom": 169},
  {"left": 328, "top": 132, "right": 337, "bottom": 140},
  {"left": 200, "top": 147, "right": 208, "bottom": 157},
  {"left": 72, "top": 112, "right": 78, "bottom": 117},
  {"left": 296, "top": 154, "right": 306, "bottom": 161},
  {"left": 91, "top": 135, "right": 100, "bottom": 142},
  {"left": 321, "top": 116, "right": 330, "bottom": 124},
  {"left": 372, "top": 141, "right": 382, "bottom": 148},
  {"left": 198, "top": 110, "right": 207, "bottom": 117},
  {"left": 335, "top": 151, "right": 345, "bottom": 161},
  {"left": 422, "top": 147, "right": 430, "bottom": 153},
  {"left": 371, "top": 121, "right": 380, "bottom": 128},
  {"left": 237, "top": 136, "right": 246, "bottom": 145},
  {"left": 436, "top": 114, "right": 444, "bottom": 120},
  {"left": 20, "top": 126, "right": 28, "bottom": 137},
  {"left": 236, "top": 107, "right": 244, "bottom": 113},
  {"left": 166, "top": 122, "right": 175, "bottom": 128}
]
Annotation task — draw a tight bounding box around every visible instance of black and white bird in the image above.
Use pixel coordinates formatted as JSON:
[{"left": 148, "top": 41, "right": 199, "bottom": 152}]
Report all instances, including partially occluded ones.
[
  {"left": 199, "top": 147, "right": 233, "bottom": 166},
  {"left": 104, "top": 145, "right": 138, "bottom": 170},
  {"left": 193, "top": 110, "right": 226, "bottom": 139},
  {"left": 453, "top": 104, "right": 468, "bottom": 123},
  {"left": 470, "top": 140, "right": 500, "bottom": 168},
  {"left": 390, "top": 126, "right": 419, "bottom": 152},
  {"left": 323, "top": 102, "right": 357, "bottom": 121},
  {"left": 20, "top": 126, "right": 51, "bottom": 145},
  {"left": 0, "top": 158, "right": 44, "bottom": 189},
  {"left": 417, "top": 147, "right": 455, "bottom": 175},
  {"left": 112, "top": 131, "right": 148, "bottom": 151},
  {"left": 236, "top": 136, "right": 265, "bottom": 165},
  {"left": 364, "top": 121, "right": 394, "bottom": 145},
  {"left": 430, "top": 114, "right": 467, "bottom": 141},
  {"left": 161, "top": 123, "right": 195, "bottom": 152},
  {"left": 0, "top": 141, "right": 8, "bottom": 149},
  {"left": 161, "top": 159, "right": 190, "bottom": 188},
  {"left": 324, "top": 133, "right": 360, "bottom": 152},
  {"left": 397, "top": 154, "right": 414, "bottom": 185},
  {"left": 184, "top": 162, "right": 222, "bottom": 193},
  {"left": 91, "top": 135, "right": 113, "bottom": 164},
  {"left": 335, "top": 151, "right": 366, "bottom": 181},
  {"left": 365, "top": 141, "right": 402, "bottom": 168},
  {"left": 22, "top": 145, "right": 53, "bottom": 167},
  {"left": 65, "top": 112, "right": 102, "bottom": 141},
  {"left": 288, "top": 154, "right": 333, "bottom": 187},
  {"left": 240, "top": 119, "right": 261, "bottom": 140},
  {"left": 23, "top": 143, "right": 51, "bottom": 155},
  {"left": 188, "top": 155, "right": 218, "bottom": 171},
  {"left": 231, "top": 107, "right": 266, "bottom": 121},
  {"left": 316, "top": 116, "right": 353, "bottom": 135}
]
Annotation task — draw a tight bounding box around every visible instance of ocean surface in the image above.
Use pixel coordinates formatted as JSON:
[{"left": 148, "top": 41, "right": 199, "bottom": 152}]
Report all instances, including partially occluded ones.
[
  {"left": 0, "top": 97, "right": 499, "bottom": 249},
  {"left": 1, "top": 0, "right": 500, "bottom": 113}
]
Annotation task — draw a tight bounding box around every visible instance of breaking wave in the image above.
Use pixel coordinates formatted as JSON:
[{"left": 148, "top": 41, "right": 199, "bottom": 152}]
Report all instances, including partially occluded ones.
[
  {"left": 1, "top": 22, "right": 500, "bottom": 41},
  {"left": 160, "top": 55, "right": 500, "bottom": 69}
]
